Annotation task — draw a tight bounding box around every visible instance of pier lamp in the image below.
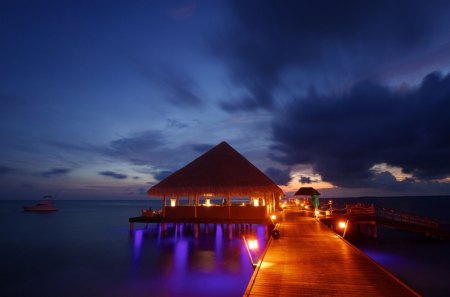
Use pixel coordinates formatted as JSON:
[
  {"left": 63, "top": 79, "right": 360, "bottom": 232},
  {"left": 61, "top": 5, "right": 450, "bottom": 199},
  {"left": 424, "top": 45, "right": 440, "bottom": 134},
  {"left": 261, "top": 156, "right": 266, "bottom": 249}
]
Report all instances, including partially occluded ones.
[
  {"left": 248, "top": 239, "right": 258, "bottom": 250},
  {"left": 253, "top": 198, "right": 259, "bottom": 207},
  {"left": 315, "top": 210, "right": 320, "bottom": 217},
  {"left": 270, "top": 214, "right": 277, "bottom": 225},
  {"left": 338, "top": 220, "right": 349, "bottom": 238},
  {"left": 205, "top": 199, "right": 211, "bottom": 207},
  {"left": 170, "top": 199, "right": 176, "bottom": 207},
  {"left": 243, "top": 236, "right": 259, "bottom": 268}
]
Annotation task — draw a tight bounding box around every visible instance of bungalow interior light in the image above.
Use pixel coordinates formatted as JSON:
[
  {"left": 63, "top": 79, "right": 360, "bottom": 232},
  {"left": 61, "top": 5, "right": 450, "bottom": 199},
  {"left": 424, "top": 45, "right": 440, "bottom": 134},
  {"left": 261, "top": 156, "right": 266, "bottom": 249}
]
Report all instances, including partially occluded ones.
[
  {"left": 253, "top": 199, "right": 259, "bottom": 207},
  {"left": 170, "top": 199, "right": 176, "bottom": 207},
  {"left": 338, "top": 221, "right": 346, "bottom": 229},
  {"left": 248, "top": 239, "right": 258, "bottom": 250}
]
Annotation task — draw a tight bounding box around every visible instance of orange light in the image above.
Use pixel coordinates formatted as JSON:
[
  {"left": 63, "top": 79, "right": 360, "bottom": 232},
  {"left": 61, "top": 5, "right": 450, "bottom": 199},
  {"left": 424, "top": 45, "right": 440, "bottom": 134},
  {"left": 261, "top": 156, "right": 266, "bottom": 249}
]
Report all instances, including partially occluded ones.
[
  {"left": 205, "top": 199, "right": 211, "bottom": 207},
  {"left": 338, "top": 221, "right": 346, "bottom": 229},
  {"left": 170, "top": 199, "right": 176, "bottom": 207},
  {"left": 304, "top": 205, "right": 309, "bottom": 209},
  {"left": 270, "top": 214, "right": 276, "bottom": 221},
  {"left": 253, "top": 199, "right": 259, "bottom": 207},
  {"left": 315, "top": 210, "right": 320, "bottom": 216},
  {"left": 248, "top": 239, "right": 258, "bottom": 250}
]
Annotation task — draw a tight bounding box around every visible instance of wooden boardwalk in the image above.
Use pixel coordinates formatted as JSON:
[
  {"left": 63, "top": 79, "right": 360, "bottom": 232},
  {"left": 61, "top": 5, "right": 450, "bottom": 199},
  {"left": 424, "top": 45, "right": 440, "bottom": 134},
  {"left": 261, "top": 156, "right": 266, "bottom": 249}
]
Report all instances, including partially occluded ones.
[{"left": 244, "top": 210, "right": 421, "bottom": 297}]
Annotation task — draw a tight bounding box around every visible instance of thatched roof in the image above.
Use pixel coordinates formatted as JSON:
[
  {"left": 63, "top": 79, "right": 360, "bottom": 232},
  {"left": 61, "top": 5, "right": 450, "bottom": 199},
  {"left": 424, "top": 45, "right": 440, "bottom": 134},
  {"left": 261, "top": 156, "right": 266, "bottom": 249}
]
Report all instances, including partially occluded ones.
[
  {"left": 148, "top": 141, "right": 284, "bottom": 197},
  {"left": 294, "top": 187, "right": 320, "bottom": 196}
]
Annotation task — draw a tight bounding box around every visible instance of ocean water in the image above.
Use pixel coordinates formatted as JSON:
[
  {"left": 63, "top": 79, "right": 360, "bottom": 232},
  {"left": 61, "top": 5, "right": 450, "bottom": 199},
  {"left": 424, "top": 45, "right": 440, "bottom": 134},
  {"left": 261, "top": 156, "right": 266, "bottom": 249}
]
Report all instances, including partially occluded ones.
[
  {"left": 1, "top": 197, "right": 449, "bottom": 297},
  {"left": 329, "top": 196, "right": 450, "bottom": 297},
  {"left": 0, "top": 200, "right": 264, "bottom": 297}
]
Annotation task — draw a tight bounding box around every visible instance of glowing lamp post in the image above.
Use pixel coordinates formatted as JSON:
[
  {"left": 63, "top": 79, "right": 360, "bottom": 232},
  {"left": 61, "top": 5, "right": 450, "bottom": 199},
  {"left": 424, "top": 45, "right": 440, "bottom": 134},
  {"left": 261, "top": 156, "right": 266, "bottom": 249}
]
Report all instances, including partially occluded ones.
[
  {"left": 205, "top": 198, "right": 211, "bottom": 207},
  {"left": 338, "top": 220, "right": 349, "bottom": 238},
  {"left": 315, "top": 210, "right": 320, "bottom": 218},
  {"left": 170, "top": 199, "right": 176, "bottom": 207},
  {"left": 248, "top": 239, "right": 258, "bottom": 250},
  {"left": 243, "top": 237, "right": 259, "bottom": 268}
]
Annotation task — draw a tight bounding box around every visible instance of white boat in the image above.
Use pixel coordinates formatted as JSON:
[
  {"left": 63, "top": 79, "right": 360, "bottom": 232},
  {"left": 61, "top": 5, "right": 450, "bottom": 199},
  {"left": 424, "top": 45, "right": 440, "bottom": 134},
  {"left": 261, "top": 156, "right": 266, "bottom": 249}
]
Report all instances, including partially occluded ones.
[{"left": 23, "top": 196, "right": 58, "bottom": 212}]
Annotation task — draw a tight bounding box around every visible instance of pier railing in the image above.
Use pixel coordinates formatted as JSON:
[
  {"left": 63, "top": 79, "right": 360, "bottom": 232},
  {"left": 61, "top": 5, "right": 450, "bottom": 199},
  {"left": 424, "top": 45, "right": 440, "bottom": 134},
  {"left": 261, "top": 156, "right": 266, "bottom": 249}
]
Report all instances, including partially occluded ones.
[
  {"left": 318, "top": 203, "right": 444, "bottom": 237},
  {"left": 377, "top": 207, "right": 439, "bottom": 231}
]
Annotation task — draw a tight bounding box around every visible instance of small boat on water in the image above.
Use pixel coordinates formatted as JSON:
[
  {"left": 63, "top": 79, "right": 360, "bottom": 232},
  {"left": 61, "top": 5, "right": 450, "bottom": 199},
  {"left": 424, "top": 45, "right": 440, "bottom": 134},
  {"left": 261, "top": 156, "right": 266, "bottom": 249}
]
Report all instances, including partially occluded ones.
[{"left": 23, "top": 196, "right": 58, "bottom": 212}]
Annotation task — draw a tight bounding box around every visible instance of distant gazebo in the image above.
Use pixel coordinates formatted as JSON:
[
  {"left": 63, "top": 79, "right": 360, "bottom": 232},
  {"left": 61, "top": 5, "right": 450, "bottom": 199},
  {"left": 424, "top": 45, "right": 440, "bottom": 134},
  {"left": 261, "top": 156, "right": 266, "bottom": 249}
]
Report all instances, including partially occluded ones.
[
  {"left": 295, "top": 187, "right": 320, "bottom": 196},
  {"left": 147, "top": 141, "right": 284, "bottom": 221},
  {"left": 295, "top": 187, "right": 320, "bottom": 209}
]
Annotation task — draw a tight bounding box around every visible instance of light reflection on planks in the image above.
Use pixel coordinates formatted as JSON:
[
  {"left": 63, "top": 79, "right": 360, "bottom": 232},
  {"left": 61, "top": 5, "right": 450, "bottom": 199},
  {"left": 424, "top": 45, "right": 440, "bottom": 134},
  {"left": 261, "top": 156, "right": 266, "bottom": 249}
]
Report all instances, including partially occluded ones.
[{"left": 244, "top": 212, "right": 421, "bottom": 297}]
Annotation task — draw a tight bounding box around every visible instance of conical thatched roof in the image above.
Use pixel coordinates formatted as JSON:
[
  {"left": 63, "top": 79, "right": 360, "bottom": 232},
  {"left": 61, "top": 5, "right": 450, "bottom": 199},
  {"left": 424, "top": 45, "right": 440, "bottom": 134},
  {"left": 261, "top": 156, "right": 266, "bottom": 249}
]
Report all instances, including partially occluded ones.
[
  {"left": 294, "top": 187, "right": 320, "bottom": 196},
  {"left": 148, "top": 141, "right": 283, "bottom": 197}
]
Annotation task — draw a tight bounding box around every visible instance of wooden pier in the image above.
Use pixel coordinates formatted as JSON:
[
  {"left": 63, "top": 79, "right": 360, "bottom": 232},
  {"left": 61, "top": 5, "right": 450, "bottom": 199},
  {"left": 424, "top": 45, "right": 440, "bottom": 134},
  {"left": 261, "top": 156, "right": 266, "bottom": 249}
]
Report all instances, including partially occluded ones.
[
  {"left": 318, "top": 203, "right": 450, "bottom": 239},
  {"left": 244, "top": 210, "right": 421, "bottom": 297}
]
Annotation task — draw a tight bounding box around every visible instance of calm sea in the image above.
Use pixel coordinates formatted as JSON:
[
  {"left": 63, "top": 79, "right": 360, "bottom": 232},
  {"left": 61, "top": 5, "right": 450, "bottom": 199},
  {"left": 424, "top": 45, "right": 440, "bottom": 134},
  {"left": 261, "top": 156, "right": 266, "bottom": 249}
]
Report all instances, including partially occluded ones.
[
  {"left": 1, "top": 196, "right": 449, "bottom": 297},
  {"left": 0, "top": 200, "right": 262, "bottom": 297},
  {"left": 330, "top": 196, "right": 450, "bottom": 297}
]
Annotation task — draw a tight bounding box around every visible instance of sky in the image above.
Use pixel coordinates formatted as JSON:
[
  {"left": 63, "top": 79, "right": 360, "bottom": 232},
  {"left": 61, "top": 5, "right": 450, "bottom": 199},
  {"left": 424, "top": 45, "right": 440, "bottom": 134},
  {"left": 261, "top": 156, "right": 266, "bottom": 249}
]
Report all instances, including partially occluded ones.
[{"left": 1, "top": 0, "right": 450, "bottom": 200}]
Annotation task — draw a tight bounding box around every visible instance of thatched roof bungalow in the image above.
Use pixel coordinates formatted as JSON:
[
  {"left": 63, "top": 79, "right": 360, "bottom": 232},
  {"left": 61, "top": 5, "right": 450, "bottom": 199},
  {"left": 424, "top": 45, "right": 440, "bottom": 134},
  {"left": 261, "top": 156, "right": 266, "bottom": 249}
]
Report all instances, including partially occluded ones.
[
  {"left": 294, "top": 187, "right": 320, "bottom": 196},
  {"left": 148, "top": 141, "right": 283, "bottom": 221}
]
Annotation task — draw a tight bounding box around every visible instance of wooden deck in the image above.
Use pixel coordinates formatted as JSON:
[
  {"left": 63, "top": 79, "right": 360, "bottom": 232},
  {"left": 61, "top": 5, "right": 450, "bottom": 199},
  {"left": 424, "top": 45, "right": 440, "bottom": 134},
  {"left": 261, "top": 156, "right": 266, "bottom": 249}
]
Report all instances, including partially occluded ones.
[
  {"left": 244, "top": 210, "right": 421, "bottom": 297},
  {"left": 129, "top": 216, "right": 270, "bottom": 225}
]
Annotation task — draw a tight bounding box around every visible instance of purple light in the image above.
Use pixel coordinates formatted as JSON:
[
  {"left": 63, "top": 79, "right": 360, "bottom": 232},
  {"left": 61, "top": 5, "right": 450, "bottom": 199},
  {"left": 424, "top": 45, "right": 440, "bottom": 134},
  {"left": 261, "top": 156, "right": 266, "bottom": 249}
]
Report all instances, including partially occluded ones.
[{"left": 133, "top": 229, "right": 143, "bottom": 260}]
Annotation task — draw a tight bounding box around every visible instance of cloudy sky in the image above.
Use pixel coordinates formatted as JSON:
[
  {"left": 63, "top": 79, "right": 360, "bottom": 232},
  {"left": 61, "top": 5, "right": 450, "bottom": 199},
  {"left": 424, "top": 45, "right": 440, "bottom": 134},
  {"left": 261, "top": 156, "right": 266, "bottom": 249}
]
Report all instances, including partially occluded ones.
[{"left": 2, "top": 0, "right": 450, "bottom": 199}]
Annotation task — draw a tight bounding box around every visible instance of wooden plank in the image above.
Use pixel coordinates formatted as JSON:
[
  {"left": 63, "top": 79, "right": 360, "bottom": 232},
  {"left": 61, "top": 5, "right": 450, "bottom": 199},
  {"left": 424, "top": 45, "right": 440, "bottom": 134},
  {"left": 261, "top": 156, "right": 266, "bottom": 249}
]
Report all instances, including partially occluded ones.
[{"left": 244, "top": 210, "right": 421, "bottom": 297}]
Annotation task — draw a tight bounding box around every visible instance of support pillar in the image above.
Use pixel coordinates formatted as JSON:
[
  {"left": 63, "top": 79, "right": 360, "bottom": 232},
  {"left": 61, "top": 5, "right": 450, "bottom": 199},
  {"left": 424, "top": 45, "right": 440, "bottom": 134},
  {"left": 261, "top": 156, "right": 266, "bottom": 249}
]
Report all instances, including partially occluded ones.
[{"left": 195, "top": 223, "right": 199, "bottom": 239}]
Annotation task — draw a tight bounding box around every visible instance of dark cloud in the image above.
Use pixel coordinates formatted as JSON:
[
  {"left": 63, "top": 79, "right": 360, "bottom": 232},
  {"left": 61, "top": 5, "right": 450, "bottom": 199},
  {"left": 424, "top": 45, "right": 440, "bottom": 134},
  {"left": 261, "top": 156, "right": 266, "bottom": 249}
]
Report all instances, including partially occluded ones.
[
  {"left": 299, "top": 176, "right": 311, "bottom": 184},
  {"left": 191, "top": 143, "right": 214, "bottom": 153},
  {"left": 133, "top": 59, "right": 204, "bottom": 108},
  {"left": 272, "top": 71, "right": 450, "bottom": 188},
  {"left": 264, "top": 167, "right": 291, "bottom": 185},
  {"left": 214, "top": 0, "right": 450, "bottom": 112},
  {"left": 166, "top": 119, "right": 189, "bottom": 129},
  {"left": 0, "top": 165, "right": 18, "bottom": 176},
  {"left": 41, "top": 168, "right": 71, "bottom": 178},
  {"left": 50, "top": 131, "right": 217, "bottom": 172},
  {"left": 154, "top": 170, "right": 172, "bottom": 182},
  {"left": 99, "top": 171, "right": 128, "bottom": 180}
]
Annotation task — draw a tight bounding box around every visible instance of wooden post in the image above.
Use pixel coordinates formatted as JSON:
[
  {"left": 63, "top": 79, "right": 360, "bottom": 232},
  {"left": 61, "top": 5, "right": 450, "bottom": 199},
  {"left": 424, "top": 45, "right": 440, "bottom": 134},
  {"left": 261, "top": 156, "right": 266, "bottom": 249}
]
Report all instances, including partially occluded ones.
[
  {"left": 373, "top": 224, "right": 378, "bottom": 239},
  {"left": 163, "top": 196, "right": 166, "bottom": 218},
  {"left": 227, "top": 194, "right": 231, "bottom": 219},
  {"left": 195, "top": 223, "right": 199, "bottom": 239},
  {"left": 130, "top": 222, "right": 134, "bottom": 231}
]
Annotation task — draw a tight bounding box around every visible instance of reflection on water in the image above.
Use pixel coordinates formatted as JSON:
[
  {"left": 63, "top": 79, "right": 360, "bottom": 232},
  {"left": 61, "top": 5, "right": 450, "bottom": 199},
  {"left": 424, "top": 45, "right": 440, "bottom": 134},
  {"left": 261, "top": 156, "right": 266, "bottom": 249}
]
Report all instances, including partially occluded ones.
[
  {"left": 0, "top": 201, "right": 267, "bottom": 297},
  {"left": 129, "top": 223, "right": 267, "bottom": 297}
]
